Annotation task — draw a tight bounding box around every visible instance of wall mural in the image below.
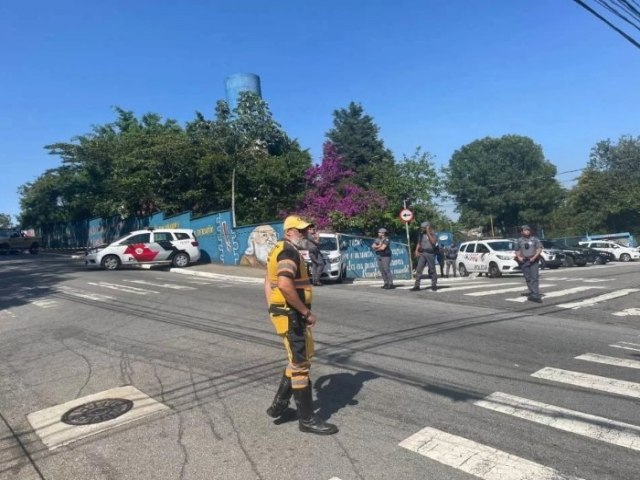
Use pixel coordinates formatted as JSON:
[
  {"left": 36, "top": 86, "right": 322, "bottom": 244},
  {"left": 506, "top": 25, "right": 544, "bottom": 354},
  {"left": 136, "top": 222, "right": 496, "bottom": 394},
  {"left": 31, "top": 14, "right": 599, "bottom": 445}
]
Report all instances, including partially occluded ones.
[{"left": 40, "top": 210, "right": 412, "bottom": 279}]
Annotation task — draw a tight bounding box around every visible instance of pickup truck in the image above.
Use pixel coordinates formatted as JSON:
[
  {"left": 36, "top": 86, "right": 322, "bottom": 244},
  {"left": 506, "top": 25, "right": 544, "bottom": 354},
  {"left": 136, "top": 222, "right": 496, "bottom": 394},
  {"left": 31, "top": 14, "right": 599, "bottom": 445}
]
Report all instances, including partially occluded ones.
[{"left": 0, "top": 229, "right": 40, "bottom": 254}]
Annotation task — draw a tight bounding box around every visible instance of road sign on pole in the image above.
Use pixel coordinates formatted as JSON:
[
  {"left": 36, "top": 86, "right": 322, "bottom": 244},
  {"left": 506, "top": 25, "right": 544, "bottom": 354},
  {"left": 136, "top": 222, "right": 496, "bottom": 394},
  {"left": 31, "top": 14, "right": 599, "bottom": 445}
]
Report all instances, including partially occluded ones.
[{"left": 399, "top": 208, "right": 414, "bottom": 223}]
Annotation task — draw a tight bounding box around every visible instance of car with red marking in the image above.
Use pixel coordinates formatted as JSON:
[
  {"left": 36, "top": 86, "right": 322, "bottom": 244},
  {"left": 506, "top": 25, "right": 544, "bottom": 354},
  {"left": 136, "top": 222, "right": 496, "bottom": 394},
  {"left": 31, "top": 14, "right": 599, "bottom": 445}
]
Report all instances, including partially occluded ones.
[{"left": 85, "top": 228, "right": 201, "bottom": 270}]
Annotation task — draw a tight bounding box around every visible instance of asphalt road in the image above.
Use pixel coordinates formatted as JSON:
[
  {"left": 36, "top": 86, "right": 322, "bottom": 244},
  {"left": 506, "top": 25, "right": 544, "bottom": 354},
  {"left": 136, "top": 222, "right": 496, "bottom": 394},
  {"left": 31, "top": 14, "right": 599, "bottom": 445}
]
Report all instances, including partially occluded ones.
[{"left": 1, "top": 254, "right": 639, "bottom": 480}]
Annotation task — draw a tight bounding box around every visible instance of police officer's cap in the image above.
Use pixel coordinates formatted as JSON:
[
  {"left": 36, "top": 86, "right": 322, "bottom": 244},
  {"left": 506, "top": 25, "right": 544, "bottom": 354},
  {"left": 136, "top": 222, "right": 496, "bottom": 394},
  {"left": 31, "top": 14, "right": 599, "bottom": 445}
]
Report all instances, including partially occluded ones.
[
  {"left": 521, "top": 224, "right": 531, "bottom": 230},
  {"left": 420, "top": 221, "right": 430, "bottom": 228},
  {"left": 378, "top": 228, "right": 387, "bottom": 234}
]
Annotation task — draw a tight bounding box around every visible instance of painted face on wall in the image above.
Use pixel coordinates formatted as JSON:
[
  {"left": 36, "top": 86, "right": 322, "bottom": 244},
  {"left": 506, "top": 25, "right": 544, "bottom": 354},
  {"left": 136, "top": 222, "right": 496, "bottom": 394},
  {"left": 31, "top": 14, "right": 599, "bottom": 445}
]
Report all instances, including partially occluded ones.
[{"left": 244, "top": 225, "right": 278, "bottom": 265}]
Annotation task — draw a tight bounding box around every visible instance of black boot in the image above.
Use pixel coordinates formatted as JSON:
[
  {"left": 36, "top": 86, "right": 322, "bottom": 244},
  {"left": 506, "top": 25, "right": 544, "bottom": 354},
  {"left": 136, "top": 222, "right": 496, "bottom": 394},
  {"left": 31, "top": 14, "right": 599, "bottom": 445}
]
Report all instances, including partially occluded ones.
[
  {"left": 266, "top": 373, "right": 292, "bottom": 418},
  {"left": 292, "top": 385, "right": 338, "bottom": 435}
]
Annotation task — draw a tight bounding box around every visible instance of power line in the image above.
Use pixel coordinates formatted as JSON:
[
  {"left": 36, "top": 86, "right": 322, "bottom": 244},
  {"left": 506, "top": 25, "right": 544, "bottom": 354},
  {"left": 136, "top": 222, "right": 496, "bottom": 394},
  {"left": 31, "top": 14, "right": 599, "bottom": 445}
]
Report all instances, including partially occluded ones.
[
  {"left": 595, "top": 0, "right": 640, "bottom": 31},
  {"left": 572, "top": 0, "right": 640, "bottom": 49}
]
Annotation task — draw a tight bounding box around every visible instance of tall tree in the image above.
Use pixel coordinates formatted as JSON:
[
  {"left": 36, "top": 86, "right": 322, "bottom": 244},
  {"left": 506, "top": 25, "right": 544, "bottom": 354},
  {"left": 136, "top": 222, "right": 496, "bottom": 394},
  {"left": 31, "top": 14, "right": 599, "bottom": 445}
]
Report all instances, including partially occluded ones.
[
  {"left": 445, "top": 135, "right": 564, "bottom": 233},
  {"left": 326, "top": 102, "right": 394, "bottom": 188},
  {"left": 561, "top": 135, "right": 640, "bottom": 233},
  {"left": 0, "top": 213, "right": 13, "bottom": 228},
  {"left": 295, "top": 142, "right": 387, "bottom": 231}
]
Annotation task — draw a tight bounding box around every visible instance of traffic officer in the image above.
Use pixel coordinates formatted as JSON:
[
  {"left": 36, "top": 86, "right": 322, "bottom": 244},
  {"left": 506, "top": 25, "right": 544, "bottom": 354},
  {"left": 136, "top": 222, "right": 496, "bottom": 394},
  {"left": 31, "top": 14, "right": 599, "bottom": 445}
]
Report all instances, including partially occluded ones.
[
  {"left": 514, "top": 225, "right": 543, "bottom": 303},
  {"left": 264, "top": 215, "right": 338, "bottom": 435},
  {"left": 444, "top": 242, "right": 459, "bottom": 277},
  {"left": 372, "top": 227, "right": 394, "bottom": 289},
  {"left": 411, "top": 221, "right": 438, "bottom": 291}
]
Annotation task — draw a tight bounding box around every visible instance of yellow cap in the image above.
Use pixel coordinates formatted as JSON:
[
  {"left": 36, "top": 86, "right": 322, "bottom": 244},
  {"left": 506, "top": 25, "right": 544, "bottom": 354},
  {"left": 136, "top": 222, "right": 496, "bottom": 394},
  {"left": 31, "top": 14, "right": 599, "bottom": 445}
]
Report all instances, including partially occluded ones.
[{"left": 283, "top": 215, "right": 311, "bottom": 231}]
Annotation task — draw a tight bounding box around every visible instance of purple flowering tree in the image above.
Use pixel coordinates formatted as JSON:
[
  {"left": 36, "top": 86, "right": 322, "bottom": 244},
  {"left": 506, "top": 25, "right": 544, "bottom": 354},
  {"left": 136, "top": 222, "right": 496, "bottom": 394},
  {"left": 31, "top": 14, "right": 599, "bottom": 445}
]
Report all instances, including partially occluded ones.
[{"left": 295, "top": 142, "right": 387, "bottom": 231}]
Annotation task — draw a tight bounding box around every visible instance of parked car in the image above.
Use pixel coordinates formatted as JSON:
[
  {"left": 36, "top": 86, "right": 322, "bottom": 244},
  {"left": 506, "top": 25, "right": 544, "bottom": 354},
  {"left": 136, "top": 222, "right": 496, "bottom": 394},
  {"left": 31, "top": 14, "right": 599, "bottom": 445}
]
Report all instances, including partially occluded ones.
[
  {"left": 579, "top": 247, "right": 615, "bottom": 265},
  {"left": 85, "top": 228, "right": 201, "bottom": 270},
  {"left": 578, "top": 240, "right": 640, "bottom": 262},
  {"left": 538, "top": 241, "right": 564, "bottom": 269},
  {"left": 457, "top": 239, "right": 520, "bottom": 278},
  {"left": 540, "top": 241, "right": 588, "bottom": 267},
  {"left": 299, "top": 232, "right": 348, "bottom": 282}
]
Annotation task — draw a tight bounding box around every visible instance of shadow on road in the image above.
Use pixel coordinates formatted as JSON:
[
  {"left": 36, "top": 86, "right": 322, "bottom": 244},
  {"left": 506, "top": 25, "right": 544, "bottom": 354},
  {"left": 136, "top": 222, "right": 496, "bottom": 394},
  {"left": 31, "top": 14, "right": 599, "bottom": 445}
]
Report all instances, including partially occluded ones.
[{"left": 314, "top": 370, "right": 379, "bottom": 419}]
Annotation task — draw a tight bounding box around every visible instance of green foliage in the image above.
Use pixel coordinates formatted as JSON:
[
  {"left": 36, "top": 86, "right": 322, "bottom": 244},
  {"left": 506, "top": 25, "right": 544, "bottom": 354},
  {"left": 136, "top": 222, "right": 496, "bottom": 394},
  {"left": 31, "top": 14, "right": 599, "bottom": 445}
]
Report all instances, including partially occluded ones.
[
  {"left": 445, "top": 135, "right": 564, "bottom": 233},
  {"left": 20, "top": 93, "right": 310, "bottom": 228},
  {"left": 326, "top": 102, "right": 395, "bottom": 188},
  {"left": 558, "top": 135, "right": 640, "bottom": 234},
  {"left": 0, "top": 213, "right": 13, "bottom": 228}
]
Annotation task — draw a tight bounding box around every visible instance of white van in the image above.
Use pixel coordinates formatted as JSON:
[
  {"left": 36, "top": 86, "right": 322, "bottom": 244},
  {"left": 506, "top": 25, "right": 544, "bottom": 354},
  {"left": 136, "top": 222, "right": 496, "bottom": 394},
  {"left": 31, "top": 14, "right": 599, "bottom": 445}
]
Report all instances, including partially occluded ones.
[
  {"left": 578, "top": 240, "right": 639, "bottom": 262},
  {"left": 318, "top": 232, "right": 348, "bottom": 282},
  {"left": 457, "top": 239, "right": 520, "bottom": 278}
]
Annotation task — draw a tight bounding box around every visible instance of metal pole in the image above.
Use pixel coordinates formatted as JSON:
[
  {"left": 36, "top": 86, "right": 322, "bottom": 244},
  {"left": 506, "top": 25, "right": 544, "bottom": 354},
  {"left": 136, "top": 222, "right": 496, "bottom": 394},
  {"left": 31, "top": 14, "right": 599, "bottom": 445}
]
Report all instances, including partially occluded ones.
[
  {"left": 231, "top": 168, "right": 236, "bottom": 228},
  {"left": 404, "top": 200, "right": 413, "bottom": 278}
]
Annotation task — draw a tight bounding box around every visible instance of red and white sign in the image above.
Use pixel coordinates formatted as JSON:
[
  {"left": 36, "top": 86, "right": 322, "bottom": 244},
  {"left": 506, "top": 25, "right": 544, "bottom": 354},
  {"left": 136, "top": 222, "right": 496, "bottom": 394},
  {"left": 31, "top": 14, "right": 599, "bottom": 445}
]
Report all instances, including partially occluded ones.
[{"left": 399, "top": 208, "right": 414, "bottom": 223}]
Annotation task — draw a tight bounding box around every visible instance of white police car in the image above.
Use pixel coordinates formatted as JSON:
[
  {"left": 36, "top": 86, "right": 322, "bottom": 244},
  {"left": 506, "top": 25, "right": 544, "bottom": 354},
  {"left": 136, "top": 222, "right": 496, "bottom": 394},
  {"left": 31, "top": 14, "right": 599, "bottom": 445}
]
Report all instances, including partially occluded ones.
[
  {"left": 85, "top": 228, "right": 201, "bottom": 270},
  {"left": 457, "top": 239, "right": 520, "bottom": 278},
  {"left": 578, "top": 240, "right": 639, "bottom": 262}
]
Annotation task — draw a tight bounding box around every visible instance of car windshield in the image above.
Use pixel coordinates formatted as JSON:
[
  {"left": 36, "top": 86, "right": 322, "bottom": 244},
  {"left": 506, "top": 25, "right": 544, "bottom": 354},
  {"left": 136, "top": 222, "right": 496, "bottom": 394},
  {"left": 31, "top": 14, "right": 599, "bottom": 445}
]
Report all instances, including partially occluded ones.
[
  {"left": 541, "top": 240, "right": 558, "bottom": 248},
  {"left": 488, "top": 241, "right": 515, "bottom": 251},
  {"left": 319, "top": 237, "right": 338, "bottom": 250}
]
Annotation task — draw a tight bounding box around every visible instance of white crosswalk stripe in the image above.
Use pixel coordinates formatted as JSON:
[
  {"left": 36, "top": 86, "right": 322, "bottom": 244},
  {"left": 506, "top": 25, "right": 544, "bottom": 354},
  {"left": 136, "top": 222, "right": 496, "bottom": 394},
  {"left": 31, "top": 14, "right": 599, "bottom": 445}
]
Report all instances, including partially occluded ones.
[
  {"left": 610, "top": 341, "right": 640, "bottom": 353},
  {"left": 466, "top": 283, "right": 554, "bottom": 297},
  {"left": 32, "top": 299, "right": 58, "bottom": 309},
  {"left": 438, "top": 282, "right": 521, "bottom": 293},
  {"left": 56, "top": 285, "right": 114, "bottom": 302},
  {"left": 0, "top": 309, "right": 16, "bottom": 318},
  {"left": 399, "top": 427, "right": 584, "bottom": 480},
  {"left": 557, "top": 289, "right": 640, "bottom": 309},
  {"left": 122, "top": 279, "right": 197, "bottom": 290},
  {"left": 531, "top": 367, "right": 640, "bottom": 399},
  {"left": 87, "top": 281, "right": 159, "bottom": 295},
  {"left": 612, "top": 307, "right": 640, "bottom": 317},
  {"left": 475, "top": 391, "right": 640, "bottom": 452},
  {"left": 507, "top": 286, "right": 604, "bottom": 303},
  {"left": 576, "top": 353, "right": 640, "bottom": 370}
]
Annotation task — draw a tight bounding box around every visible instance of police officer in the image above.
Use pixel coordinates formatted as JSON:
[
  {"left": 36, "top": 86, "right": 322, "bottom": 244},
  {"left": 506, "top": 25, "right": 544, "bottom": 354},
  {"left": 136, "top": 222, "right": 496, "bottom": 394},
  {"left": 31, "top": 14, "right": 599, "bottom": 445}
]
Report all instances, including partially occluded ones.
[
  {"left": 264, "top": 215, "right": 338, "bottom": 435},
  {"left": 515, "top": 225, "right": 543, "bottom": 303},
  {"left": 411, "top": 221, "right": 438, "bottom": 291},
  {"left": 372, "top": 228, "right": 394, "bottom": 289},
  {"left": 306, "top": 223, "right": 325, "bottom": 286},
  {"left": 444, "top": 242, "right": 459, "bottom": 277}
]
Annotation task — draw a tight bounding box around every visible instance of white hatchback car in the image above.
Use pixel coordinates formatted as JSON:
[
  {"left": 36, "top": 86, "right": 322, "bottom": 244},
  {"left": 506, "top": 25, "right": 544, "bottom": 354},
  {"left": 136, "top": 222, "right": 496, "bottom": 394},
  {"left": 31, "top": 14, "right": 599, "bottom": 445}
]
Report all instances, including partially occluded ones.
[
  {"left": 457, "top": 239, "right": 520, "bottom": 278},
  {"left": 578, "top": 240, "right": 639, "bottom": 262},
  {"left": 85, "top": 228, "right": 201, "bottom": 270}
]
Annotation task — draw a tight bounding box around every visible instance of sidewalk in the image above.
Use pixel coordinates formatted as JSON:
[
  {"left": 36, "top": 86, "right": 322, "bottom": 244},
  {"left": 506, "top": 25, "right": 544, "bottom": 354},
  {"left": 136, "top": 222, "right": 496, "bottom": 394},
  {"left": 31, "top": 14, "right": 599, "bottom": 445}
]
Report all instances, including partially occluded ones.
[{"left": 170, "top": 262, "right": 267, "bottom": 281}]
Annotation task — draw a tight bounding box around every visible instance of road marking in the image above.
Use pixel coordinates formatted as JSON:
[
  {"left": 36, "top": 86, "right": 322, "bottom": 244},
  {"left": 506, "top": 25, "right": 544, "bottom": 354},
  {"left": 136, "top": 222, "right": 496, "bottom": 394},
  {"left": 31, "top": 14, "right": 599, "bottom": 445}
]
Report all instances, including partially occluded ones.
[
  {"left": 32, "top": 299, "right": 58, "bottom": 309},
  {"left": 168, "top": 268, "right": 264, "bottom": 284},
  {"left": 0, "top": 309, "right": 16, "bottom": 319},
  {"left": 610, "top": 342, "right": 640, "bottom": 353},
  {"left": 27, "top": 385, "right": 169, "bottom": 450},
  {"left": 475, "top": 391, "right": 640, "bottom": 451},
  {"left": 433, "top": 282, "right": 520, "bottom": 293},
  {"left": 612, "top": 307, "right": 640, "bottom": 317},
  {"left": 398, "top": 426, "right": 584, "bottom": 480},
  {"left": 87, "top": 282, "right": 159, "bottom": 295},
  {"left": 466, "top": 283, "right": 554, "bottom": 296},
  {"left": 56, "top": 286, "right": 114, "bottom": 302},
  {"left": 122, "top": 279, "right": 196, "bottom": 290},
  {"left": 507, "top": 286, "right": 604, "bottom": 303},
  {"left": 576, "top": 353, "right": 640, "bottom": 370},
  {"left": 557, "top": 289, "right": 640, "bottom": 309},
  {"left": 531, "top": 367, "right": 640, "bottom": 399}
]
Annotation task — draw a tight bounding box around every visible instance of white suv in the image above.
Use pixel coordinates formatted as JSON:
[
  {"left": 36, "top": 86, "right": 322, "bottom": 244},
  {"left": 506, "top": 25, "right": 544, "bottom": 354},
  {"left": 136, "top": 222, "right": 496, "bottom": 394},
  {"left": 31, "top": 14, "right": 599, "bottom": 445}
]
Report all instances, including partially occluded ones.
[
  {"left": 578, "top": 240, "right": 639, "bottom": 262},
  {"left": 85, "top": 228, "right": 201, "bottom": 270},
  {"left": 457, "top": 239, "right": 520, "bottom": 278}
]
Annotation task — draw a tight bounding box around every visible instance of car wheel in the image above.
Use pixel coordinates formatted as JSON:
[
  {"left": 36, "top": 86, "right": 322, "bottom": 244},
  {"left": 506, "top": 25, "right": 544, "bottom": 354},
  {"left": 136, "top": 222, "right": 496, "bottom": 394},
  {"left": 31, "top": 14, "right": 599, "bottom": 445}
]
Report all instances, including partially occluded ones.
[
  {"left": 458, "top": 263, "right": 469, "bottom": 277},
  {"left": 539, "top": 258, "right": 546, "bottom": 269},
  {"left": 488, "top": 262, "right": 501, "bottom": 278},
  {"left": 29, "top": 244, "right": 39, "bottom": 254},
  {"left": 172, "top": 252, "right": 190, "bottom": 268},
  {"left": 101, "top": 255, "right": 121, "bottom": 271},
  {"left": 564, "top": 255, "right": 575, "bottom": 267},
  {"left": 594, "top": 256, "right": 605, "bottom": 265},
  {"left": 620, "top": 253, "right": 631, "bottom": 262},
  {"left": 335, "top": 265, "right": 345, "bottom": 284},
  {"left": 576, "top": 259, "right": 588, "bottom": 267}
]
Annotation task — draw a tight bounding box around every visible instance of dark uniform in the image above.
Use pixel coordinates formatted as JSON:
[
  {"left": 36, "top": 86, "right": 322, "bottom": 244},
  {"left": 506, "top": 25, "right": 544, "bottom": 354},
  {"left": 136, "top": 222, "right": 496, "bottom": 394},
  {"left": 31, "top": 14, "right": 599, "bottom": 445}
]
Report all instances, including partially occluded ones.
[
  {"left": 265, "top": 219, "right": 338, "bottom": 435},
  {"left": 411, "top": 222, "right": 438, "bottom": 291},
  {"left": 372, "top": 228, "right": 394, "bottom": 289},
  {"left": 306, "top": 227, "right": 325, "bottom": 286},
  {"left": 515, "top": 225, "right": 543, "bottom": 303},
  {"left": 444, "top": 243, "right": 459, "bottom": 277}
]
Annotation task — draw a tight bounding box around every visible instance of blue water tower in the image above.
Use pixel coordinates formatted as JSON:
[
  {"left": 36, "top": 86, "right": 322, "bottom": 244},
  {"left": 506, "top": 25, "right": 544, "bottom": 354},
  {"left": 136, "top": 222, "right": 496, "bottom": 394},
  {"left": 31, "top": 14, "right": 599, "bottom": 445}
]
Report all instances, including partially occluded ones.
[{"left": 225, "top": 73, "right": 262, "bottom": 112}]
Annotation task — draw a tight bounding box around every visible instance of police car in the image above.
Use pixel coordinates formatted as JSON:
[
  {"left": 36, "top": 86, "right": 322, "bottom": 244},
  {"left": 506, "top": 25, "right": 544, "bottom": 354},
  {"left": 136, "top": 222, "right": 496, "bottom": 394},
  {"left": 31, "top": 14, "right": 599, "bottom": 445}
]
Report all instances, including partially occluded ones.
[
  {"left": 457, "top": 239, "right": 520, "bottom": 278},
  {"left": 85, "top": 228, "right": 201, "bottom": 270},
  {"left": 578, "top": 240, "right": 640, "bottom": 262}
]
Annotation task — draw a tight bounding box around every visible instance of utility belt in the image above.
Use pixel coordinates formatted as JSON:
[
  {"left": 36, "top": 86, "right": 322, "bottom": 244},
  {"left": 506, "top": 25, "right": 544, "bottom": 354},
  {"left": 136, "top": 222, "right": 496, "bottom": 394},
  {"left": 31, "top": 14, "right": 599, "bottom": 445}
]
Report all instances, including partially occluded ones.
[
  {"left": 418, "top": 248, "right": 435, "bottom": 254},
  {"left": 268, "top": 303, "right": 310, "bottom": 316}
]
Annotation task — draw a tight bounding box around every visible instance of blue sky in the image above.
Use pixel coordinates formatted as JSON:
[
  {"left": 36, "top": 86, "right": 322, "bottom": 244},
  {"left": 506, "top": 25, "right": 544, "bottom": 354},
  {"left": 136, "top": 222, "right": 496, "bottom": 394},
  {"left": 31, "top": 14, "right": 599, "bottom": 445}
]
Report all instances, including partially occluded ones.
[{"left": 1, "top": 0, "right": 639, "bottom": 221}]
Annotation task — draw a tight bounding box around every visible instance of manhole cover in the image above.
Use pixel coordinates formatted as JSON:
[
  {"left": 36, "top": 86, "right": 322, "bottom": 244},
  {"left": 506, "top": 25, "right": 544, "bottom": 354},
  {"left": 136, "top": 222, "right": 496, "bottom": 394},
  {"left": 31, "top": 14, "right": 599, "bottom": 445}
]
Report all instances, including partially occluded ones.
[{"left": 61, "top": 398, "right": 134, "bottom": 425}]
